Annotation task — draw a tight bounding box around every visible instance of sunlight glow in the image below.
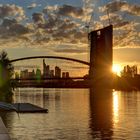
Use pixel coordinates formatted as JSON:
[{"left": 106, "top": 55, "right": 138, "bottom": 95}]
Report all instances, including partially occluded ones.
[
  {"left": 112, "top": 64, "right": 122, "bottom": 75},
  {"left": 113, "top": 91, "right": 119, "bottom": 125}
]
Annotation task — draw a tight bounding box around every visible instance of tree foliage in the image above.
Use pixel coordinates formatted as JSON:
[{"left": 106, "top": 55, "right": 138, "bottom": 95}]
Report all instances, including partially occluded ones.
[{"left": 0, "top": 51, "right": 14, "bottom": 102}]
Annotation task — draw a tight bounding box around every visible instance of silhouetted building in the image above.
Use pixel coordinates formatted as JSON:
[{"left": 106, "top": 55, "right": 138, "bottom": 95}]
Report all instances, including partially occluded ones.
[
  {"left": 55, "top": 66, "right": 61, "bottom": 78},
  {"left": 36, "top": 68, "right": 41, "bottom": 80},
  {"left": 89, "top": 25, "right": 113, "bottom": 87},
  {"left": 50, "top": 70, "right": 54, "bottom": 78},
  {"left": 62, "top": 72, "right": 69, "bottom": 78},
  {"left": 20, "top": 69, "right": 28, "bottom": 79},
  {"left": 43, "top": 59, "right": 50, "bottom": 78},
  {"left": 62, "top": 72, "right": 66, "bottom": 78},
  {"left": 27, "top": 70, "right": 35, "bottom": 79},
  {"left": 46, "top": 65, "right": 50, "bottom": 77},
  {"left": 66, "top": 72, "right": 69, "bottom": 78},
  {"left": 121, "top": 65, "right": 137, "bottom": 77}
]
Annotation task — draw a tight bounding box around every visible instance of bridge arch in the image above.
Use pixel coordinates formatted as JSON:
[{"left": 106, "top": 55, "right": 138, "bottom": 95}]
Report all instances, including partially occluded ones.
[{"left": 10, "top": 56, "right": 90, "bottom": 66}]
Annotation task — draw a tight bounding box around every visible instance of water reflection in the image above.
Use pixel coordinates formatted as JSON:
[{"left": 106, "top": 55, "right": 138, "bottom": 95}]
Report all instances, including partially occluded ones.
[
  {"left": 89, "top": 88, "right": 113, "bottom": 139},
  {"left": 113, "top": 91, "right": 119, "bottom": 125},
  {"left": 2, "top": 88, "right": 140, "bottom": 139}
]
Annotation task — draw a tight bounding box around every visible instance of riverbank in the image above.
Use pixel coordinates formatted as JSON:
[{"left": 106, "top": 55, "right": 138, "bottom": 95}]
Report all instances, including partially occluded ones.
[{"left": 0, "top": 117, "right": 10, "bottom": 140}]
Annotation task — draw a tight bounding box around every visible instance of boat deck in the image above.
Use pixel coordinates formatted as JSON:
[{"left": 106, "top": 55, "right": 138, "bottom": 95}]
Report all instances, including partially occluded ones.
[{"left": 12, "top": 103, "right": 48, "bottom": 113}]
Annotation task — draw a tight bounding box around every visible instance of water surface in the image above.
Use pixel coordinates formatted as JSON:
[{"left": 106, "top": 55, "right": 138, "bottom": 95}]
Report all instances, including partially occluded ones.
[{"left": 2, "top": 88, "right": 140, "bottom": 140}]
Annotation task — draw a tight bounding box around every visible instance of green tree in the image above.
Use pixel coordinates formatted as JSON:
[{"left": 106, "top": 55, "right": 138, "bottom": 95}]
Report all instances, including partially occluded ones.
[{"left": 0, "top": 51, "right": 14, "bottom": 102}]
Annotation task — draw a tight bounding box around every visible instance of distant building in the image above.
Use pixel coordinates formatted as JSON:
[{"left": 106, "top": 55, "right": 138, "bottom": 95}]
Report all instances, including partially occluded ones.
[
  {"left": 28, "top": 69, "right": 35, "bottom": 79},
  {"left": 46, "top": 65, "right": 50, "bottom": 78},
  {"left": 36, "top": 68, "right": 41, "bottom": 80},
  {"left": 20, "top": 69, "right": 36, "bottom": 79},
  {"left": 121, "top": 65, "right": 137, "bottom": 77},
  {"left": 55, "top": 66, "right": 61, "bottom": 78},
  {"left": 62, "top": 72, "right": 66, "bottom": 78},
  {"left": 66, "top": 72, "right": 69, "bottom": 78},
  {"left": 62, "top": 72, "right": 70, "bottom": 78},
  {"left": 20, "top": 69, "right": 28, "bottom": 79},
  {"left": 43, "top": 59, "right": 50, "bottom": 78},
  {"left": 50, "top": 70, "right": 54, "bottom": 78}
]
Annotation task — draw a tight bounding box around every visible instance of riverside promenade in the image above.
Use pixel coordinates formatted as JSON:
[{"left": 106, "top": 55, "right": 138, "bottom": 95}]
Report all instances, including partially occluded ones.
[{"left": 0, "top": 117, "right": 10, "bottom": 140}]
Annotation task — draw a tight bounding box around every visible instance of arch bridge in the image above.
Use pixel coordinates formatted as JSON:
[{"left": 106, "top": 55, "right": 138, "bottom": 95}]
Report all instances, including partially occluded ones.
[{"left": 10, "top": 56, "right": 90, "bottom": 66}]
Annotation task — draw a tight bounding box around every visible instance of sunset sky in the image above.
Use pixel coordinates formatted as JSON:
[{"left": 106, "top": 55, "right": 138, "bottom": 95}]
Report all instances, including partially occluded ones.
[{"left": 0, "top": 0, "right": 140, "bottom": 75}]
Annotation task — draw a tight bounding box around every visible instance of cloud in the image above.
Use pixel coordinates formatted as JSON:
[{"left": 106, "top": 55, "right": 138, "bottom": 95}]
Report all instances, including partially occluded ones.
[
  {"left": 113, "top": 22, "right": 140, "bottom": 47},
  {"left": 0, "top": 4, "right": 25, "bottom": 20},
  {"left": 121, "top": 3, "right": 140, "bottom": 16},
  {"left": 1, "top": 18, "right": 17, "bottom": 27},
  {"left": 0, "top": 18, "right": 29, "bottom": 37},
  {"left": 100, "top": 1, "right": 127, "bottom": 13},
  {"left": 40, "top": 4, "right": 89, "bottom": 45},
  {"left": 43, "top": 5, "right": 58, "bottom": 13},
  {"left": 32, "top": 13, "right": 45, "bottom": 24},
  {"left": 0, "top": 2, "right": 139, "bottom": 52},
  {"left": 53, "top": 45, "right": 88, "bottom": 54},
  {"left": 54, "top": 48, "right": 87, "bottom": 54},
  {"left": 57, "top": 5, "right": 84, "bottom": 18},
  {"left": 0, "top": 3, "right": 88, "bottom": 53},
  {"left": 27, "top": 3, "right": 37, "bottom": 9},
  {"left": 100, "top": 0, "right": 140, "bottom": 16},
  {"left": 98, "top": 1, "right": 140, "bottom": 48},
  {"left": 100, "top": 13, "right": 129, "bottom": 28},
  {"left": 58, "top": 19, "right": 76, "bottom": 30}
]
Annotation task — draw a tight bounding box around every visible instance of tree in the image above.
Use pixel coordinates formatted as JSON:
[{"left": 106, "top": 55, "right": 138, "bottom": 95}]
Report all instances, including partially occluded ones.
[{"left": 0, "top": 51, "right": 14, "bottom": 102}]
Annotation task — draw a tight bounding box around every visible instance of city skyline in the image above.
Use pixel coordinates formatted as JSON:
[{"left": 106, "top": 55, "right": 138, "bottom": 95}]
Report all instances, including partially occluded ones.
[{"left": 17, "top": 59, "right": 71, "bottom": 79}]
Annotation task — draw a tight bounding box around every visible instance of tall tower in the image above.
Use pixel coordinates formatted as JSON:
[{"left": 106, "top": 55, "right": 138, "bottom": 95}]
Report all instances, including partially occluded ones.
[
  {"left": 89, "top": 25, "right": 113, "bottom": 87},
  {"left": 43, "top": 59, "right": 50, "bottom": 78},
  {"left": 43, "top": 59, "right": 46, "bottom": 78}
]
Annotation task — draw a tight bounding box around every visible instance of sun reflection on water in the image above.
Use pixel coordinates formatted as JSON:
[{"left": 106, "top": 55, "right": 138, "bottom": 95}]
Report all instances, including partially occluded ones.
[{"left": 113, "top": 91, "right": 119, "bottom": 125}]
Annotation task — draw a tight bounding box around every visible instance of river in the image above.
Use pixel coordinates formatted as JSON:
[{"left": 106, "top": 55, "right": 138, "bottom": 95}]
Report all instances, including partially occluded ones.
[{"left": 2, "top": 88, "right": 140, "bottom": 140}]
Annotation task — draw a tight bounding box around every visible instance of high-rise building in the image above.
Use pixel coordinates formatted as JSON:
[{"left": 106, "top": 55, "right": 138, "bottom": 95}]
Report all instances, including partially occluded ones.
[
  {"left": 55, "top": 66, "right": 61, "bottom": 78},
  {"left": 50, "top": 70, "right": 54, "bottom": 78},
  {"left": 46, "top": 65, "right": 50, "bottom": 78},
  {"left": 28, "top": 69, "right": 35, "bottom": 79},
  {"left": 66, "top": 72, "right": 69, "bottom": 78},
  {"left": 43, "top": 59, "right": 50, "bottom": 78},
  {"left": 62, "top": 72, "right": 66, "bottom": 78},
  {"left": 20, "top": 69, "right": 28, "bottom": 79},
  {"left": 43, "top": 59, "right": 46, "bottom": 78},
  {"left": 89, "top": 25, "right": 113, "bottom": 87},
  {"left": 36, "top": 68, "right": 41, "bottom": 80}
]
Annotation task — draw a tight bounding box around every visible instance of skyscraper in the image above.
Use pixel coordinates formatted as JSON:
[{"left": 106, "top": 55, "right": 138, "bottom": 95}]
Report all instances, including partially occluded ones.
[
  {"left": 55, "top": 66, "right": 61, "bottom": 78},
  {"left": 43, "top": 59, "right": 50, "bottom": 78},
  {"left": 43, "top": 59, "right": 46, "bottom": 78},
  {"left": 89, "top": 25, "right": 113, "bottom": 87}
]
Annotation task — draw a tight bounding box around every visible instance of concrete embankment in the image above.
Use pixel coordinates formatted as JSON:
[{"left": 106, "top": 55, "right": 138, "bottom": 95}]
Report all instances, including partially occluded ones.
[{"left": 0, "top": 117, "right": 10, "bottom": 140}]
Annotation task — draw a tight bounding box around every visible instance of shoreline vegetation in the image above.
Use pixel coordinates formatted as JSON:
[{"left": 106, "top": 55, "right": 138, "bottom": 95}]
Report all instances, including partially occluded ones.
[{"left": 0, "top": 51, "right": 14, "bottom": 102}]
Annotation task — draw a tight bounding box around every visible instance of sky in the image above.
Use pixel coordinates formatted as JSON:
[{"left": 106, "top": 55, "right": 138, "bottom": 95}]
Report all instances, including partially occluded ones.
[{"left": 0, "top": 0, "right": 140, "bottom": 75}]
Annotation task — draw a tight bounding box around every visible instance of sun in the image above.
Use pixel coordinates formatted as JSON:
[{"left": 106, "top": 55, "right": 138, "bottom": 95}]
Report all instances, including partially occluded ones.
[{"left": 112, "top": 64, "right": 122, "bottom": 75}]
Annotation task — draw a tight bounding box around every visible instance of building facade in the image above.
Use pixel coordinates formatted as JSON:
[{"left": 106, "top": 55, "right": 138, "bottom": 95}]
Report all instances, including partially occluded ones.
[{"left": 89, "top": 25, "right": 113, "bottom": 87}]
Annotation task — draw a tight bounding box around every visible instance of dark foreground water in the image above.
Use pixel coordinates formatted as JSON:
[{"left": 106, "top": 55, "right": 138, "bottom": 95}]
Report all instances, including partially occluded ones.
[{"left": 2, "top": 88, "right": 140, "bottom": 140}]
